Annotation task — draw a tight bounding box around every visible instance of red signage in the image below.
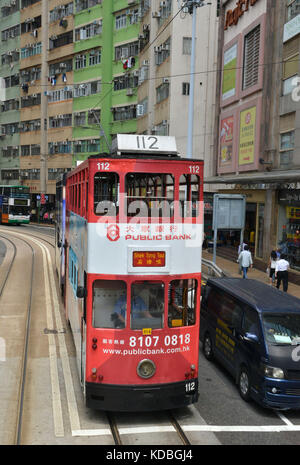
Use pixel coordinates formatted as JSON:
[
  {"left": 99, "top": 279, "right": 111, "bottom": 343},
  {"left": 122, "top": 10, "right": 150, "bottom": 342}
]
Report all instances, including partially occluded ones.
[
  {"left": 133, "top": 251, "right": 166, "bottom": 267},
  {"left": 224, "top": 0, "right": 260, "bottom": 30}
]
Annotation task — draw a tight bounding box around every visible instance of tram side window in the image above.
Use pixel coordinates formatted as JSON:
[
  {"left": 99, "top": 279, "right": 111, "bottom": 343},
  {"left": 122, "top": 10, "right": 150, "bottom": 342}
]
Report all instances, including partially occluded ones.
[
  {"left": 179, "top": 175, "right": 200, "bottom": 218},
  {"left": 126, "top": 173, "right": 174, "bottom": 218},
  {"left": 94, "top": 173, "right": 119, "bottom": 216},
  {"left": 168, "top": 279, "right": 197, "bottom": 327},
  {"left": 131, "top": 282, "right": 164, "bottom": 330},
  {"left": 93, "top": 280, "right": 127, "bottom": 329}
]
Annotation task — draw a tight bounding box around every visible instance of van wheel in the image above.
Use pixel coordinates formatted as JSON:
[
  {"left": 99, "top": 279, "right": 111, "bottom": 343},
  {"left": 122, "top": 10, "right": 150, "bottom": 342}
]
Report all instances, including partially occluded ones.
[
  {"left": 238, "top": 366, "right": 251, "bottom": 401},
  {"left": 203, "top": 333, "right": 213, "bottom": 361}
]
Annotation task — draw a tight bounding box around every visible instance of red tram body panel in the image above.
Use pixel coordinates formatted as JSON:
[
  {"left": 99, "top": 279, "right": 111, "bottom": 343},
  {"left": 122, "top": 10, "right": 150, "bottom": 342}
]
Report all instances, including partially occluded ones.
[{"left": 59, "top": 135, "right": 203, "bottom": 411}]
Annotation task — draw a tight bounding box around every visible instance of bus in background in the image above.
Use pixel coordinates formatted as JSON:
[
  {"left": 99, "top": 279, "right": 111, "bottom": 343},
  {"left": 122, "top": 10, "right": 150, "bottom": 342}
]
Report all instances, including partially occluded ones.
[
  {"left": 0, "top": 185, "right": 30, "bottom": 225},
  {"left": 56, "top": 134, "right": 203, "bottom": 411}
]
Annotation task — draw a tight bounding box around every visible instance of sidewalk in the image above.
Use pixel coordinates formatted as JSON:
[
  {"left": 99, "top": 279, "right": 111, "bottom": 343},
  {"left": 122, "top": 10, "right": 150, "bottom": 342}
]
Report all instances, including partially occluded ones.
[{"left": 202, "top": 249, "right": 300, "bottom": 300}]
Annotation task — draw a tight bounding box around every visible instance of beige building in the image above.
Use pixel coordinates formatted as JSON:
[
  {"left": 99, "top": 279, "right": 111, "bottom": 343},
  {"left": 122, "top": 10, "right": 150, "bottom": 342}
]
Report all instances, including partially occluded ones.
[{"left": 137, "top": 0, "right": 219, "bottom": 183}]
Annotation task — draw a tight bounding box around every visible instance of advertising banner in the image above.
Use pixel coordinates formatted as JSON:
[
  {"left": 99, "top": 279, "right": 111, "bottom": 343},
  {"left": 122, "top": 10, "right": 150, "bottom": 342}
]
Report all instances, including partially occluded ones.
[
  {"left": 222, "top": 44, "right": 237, "bottom": 100},
  {"left": 220, "top": 116, "right": 234, "bottom": 165},
  {"left": 239, "top": 106, "right": 256, "bottom": 165}
]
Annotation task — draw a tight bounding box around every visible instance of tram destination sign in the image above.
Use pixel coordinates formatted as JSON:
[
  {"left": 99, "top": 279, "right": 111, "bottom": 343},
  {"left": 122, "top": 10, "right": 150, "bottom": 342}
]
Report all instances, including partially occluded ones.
[{"left": 112, "top": 134, "right": 178, "bottom": 155}]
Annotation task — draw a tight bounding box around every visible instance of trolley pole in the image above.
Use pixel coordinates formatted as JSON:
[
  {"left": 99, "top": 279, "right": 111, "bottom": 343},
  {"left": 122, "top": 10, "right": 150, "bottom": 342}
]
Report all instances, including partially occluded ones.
[{"left": 183, "top": 0, "right": 211, "bottom": 159}]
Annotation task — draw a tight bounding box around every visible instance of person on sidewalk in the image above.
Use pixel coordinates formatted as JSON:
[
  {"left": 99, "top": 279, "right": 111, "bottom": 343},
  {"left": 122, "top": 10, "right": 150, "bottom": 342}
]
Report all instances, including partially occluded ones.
[
  {"left": 275, "top": 253, "right": 289, "bottom": 292},
  {"left": 268, "top": 250, "right": 278, "bottom": 286},
  {"left": 238, "top": 245, "right": 253, "bottom": 279},
  {"left": 238, "top": 242, "right": 247, "bottom": 256}
]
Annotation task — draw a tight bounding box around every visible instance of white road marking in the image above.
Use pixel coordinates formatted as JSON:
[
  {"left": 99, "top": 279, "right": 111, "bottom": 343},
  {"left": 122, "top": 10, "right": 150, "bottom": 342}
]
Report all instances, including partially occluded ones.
[
  {"left": 72, "top": 423, "right": 300, "bottom": 437},
  {"left": 276, "top": 411, "right": 294, "bottom": 426}
]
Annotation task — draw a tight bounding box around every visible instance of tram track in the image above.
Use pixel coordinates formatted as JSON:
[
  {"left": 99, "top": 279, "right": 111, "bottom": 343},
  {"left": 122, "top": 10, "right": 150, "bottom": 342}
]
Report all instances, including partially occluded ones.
[{"left": 0, "top": 232, "right": 35, "bottom": 445}]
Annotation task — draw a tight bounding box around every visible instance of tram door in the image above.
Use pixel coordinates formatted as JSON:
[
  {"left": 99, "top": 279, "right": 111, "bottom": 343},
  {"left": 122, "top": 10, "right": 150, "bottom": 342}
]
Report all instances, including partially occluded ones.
[{"left": 81, "top": 271, "right": 87, "bottom": 388}]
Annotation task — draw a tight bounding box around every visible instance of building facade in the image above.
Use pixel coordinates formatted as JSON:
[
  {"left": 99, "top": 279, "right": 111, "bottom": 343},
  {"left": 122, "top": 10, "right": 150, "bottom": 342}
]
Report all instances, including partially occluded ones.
[
  {"left": 209, "top": 0, "right": 300, "bottom": 269},
  {"left": 0, "top": 0, "right": 219, "bottom": 220}
]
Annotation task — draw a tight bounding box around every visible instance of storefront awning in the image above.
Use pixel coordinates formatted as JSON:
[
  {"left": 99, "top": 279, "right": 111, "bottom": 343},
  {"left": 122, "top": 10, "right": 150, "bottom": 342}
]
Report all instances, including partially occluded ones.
[{"left": 204, "top": 170, "right": 300, "bottom": 185}]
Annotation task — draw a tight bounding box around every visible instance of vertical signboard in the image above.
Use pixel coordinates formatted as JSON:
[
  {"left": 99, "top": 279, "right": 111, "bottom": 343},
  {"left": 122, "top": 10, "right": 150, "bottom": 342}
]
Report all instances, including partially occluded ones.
[
  {"left": 212, "top": 194, "right": 246, "bottom": 263},
  {"left": 220, "top": 116, "right": 234, "bottom": 165},
  {"left": 239, "top": 106, "right": 256, "bottom": 166},
  {"left": 222, "top": 43, "right": 238, "bottom": 101}
]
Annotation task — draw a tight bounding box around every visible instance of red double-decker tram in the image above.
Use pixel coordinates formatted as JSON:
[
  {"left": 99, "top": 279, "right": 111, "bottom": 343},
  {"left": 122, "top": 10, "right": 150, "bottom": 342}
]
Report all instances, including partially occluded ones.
[{"left": 57, "top": 134, "right": 203, "bottom": 411}]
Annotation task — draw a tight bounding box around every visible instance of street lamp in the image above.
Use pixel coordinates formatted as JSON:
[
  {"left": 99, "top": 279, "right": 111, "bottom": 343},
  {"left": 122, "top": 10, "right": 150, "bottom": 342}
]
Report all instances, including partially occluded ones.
[{"left": 181, "top": 0, "right": 211, "bottom": 159}]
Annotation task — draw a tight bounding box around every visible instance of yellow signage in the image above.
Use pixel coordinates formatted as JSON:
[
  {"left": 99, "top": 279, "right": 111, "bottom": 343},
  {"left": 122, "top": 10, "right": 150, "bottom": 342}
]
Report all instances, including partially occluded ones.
[{"left": 239, "top": 106, "right": 256, "bottom": 166}]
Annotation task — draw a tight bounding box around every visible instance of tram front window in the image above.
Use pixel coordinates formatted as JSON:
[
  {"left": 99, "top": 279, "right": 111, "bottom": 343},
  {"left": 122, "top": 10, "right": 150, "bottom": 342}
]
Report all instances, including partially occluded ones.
[
  {"left": 94, "top": 172, "right": 119, "bottom": 216},
  {"left": 131, "top": 282, "right": 164, "bottom": 330},
  {"left": 92, "top": 280, "right": 127, "bottom": 329},
  {"left": 168, "top": 279, "right": 197, "bottom": 327}
]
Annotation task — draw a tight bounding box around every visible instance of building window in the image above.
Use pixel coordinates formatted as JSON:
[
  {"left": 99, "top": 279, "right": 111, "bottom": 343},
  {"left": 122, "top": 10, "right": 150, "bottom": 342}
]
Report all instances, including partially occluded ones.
[
  {"left": 88, "top": 109, "right": 100, "bottom": 125},
  {"left": 115, "top": 14, "right": 127, "bottom": 30},
  {"left": 112, "top": 105, "right": 136, "bottom": 121},
  {"left": 75, "top": 54, "right": 87, "bottom": 70},
  {"left": 74, "top": 112, "right": 86, "bottom": 127},
  {"left": 182, "top": 82, "right": 190, "bottom": 95},
  {"left": 156, "top": 82, "right": 169, "bottom": 103},
  {"left": 242, "top": 25, "right": 260, "bottom": 90},
  {"left": 287, "top": 0, "right": 300, "bottom": 22},
  {"left": 283, "top": 75, "right": 299, "bottom": 95},
  {"left": 89, "top": 49, "right": 101, "bottom": 66},
  {"left": 75, "top": 0, "right": 102, "bottom": 13},
  {"left": 280, "top": 130, "right": 295, "bottom": 167},
  {"left": 183, "top": 37, "right": 192, "bottom": 55},
  {"left": 75, "top": 21, "right": 102, "bottom": 41},
  {"left": 115, "top": 41, "right": 139, "bottom": 61}
]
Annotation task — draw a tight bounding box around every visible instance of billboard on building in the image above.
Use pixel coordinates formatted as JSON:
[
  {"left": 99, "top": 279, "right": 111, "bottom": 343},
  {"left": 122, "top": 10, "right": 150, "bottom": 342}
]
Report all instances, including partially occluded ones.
[
  {"left": 220, "top": 115, "right": 234, "bottom": 165},
  {"left": 238, "top": 106, "right": 256, "bottom": 165},
  {"left": 222, "top": 43, "right": 238, "bottom": 101}
]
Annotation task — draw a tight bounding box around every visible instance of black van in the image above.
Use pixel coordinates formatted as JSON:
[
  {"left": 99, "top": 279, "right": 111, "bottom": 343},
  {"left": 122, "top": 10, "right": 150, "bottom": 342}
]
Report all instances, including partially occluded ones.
[{"left": 200, "top": 278, "right": 300, "bottom": 410}]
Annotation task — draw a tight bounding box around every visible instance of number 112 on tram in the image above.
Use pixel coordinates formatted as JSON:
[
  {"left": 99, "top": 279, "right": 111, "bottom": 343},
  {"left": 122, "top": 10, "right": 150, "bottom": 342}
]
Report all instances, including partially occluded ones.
[{"left": 56, "top": 134, "right": 203, "bottom": 411}]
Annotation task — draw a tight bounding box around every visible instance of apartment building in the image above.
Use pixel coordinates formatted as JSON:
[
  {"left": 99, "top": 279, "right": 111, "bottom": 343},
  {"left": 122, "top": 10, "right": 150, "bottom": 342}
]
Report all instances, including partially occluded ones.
[
  {"left": 0, "top": 0, "right": 140, "bottom": 201},
  {"left": 0, "top": 0, "right": 21, "bottom": 184},
  {"left": 208, "top": 0, "right": 300, "bottom": 267},
  {"left": 0, "top": 0, "right": 219, "bottom": 214},
  {"left": 137, "top": 0, "right": 219, "bottom": 164}
]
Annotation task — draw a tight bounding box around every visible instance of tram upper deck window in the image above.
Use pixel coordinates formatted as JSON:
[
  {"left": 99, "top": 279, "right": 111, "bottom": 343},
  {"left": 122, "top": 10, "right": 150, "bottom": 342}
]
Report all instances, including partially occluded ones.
[
  {"left": 126, "top": 173, "right": 174, "bottom": 218},
  {"left": 94, "top": 172, "right": 119, "bottom": 216},
  {"left": 93, "top": 280, "right": 126, "bottom": 329},
  {"left": 131, "top": 282, "right": 164, "bottom": 330},
  {"left": 168, "top": 279, "right": 197, "bottom": 327},
  {"left": 179, "top": 175, "right": 200, "bottom": 217}
]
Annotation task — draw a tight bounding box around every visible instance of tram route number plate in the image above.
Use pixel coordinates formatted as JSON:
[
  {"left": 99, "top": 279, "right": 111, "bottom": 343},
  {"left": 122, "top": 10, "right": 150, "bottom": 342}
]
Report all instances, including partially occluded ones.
[{"left": 185, "top": 381, "right": 196, "bottom": 393}]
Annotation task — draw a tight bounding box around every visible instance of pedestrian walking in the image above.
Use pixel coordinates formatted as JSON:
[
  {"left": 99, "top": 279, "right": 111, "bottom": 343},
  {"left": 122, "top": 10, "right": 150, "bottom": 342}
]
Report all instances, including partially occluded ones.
[
  {"left": 268, "top": 250, "right": 278, "bottom": 286},
  {"left": 238, "top": 242, "right": 247, "bottom": 256},
  {"left": 275, "top": 253, "right": 289, "bottom": 292},
  {"left": 238, "top": 245, "right": 253, "bottom": 279}
]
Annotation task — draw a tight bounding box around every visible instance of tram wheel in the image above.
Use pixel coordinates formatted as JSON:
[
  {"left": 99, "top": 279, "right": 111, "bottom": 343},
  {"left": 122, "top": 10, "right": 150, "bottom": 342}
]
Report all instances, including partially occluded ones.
[
  {"left": 238, "top": 365, "right": 251, "bottom": 402},
  {"left": 203, "top": 333, "right": 213, "bottom": 361}
]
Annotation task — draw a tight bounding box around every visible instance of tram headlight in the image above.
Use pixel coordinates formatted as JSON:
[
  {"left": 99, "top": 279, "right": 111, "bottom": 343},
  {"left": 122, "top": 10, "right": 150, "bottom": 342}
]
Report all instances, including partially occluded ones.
[{"left": 137, "top": 359, "right": 156, "bottom": 379}]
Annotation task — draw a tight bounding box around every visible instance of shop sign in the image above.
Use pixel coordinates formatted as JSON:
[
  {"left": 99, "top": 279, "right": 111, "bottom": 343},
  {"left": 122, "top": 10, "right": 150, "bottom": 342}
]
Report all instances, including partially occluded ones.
[
  {"left": 224, "top": 0, "right": 261, "bottom": 31},
  {"left": 279, "top": 190, "right": 300, "bottom": 202},
  {"left": 283, "top": 14, "right": 300, "bottom": 43},
  {"left": 238, "top": 106, "right": 256, "bottom": 166},
  {"left": 222, "top": 44, "right": 238, "bottom": 100},
  {"left": 220, "top": 115, "right": 234, "bottom": 164}
]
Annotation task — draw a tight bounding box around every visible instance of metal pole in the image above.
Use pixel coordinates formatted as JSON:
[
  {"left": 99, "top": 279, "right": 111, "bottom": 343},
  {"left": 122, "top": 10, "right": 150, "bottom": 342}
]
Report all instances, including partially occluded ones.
[
  {"left": 213, "top": 227, "right": 218, "bottom": 265},
  {"left": 187, "top": 3, "right": 197, "bottom": 159},
  {"left": 40, "top": 0, "right": 48, "bottom": 196}
]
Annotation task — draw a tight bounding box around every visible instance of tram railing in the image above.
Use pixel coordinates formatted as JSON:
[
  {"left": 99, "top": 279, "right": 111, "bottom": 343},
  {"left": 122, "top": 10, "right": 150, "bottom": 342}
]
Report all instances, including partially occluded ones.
[{"left": 201, "top": 258, "right": 228, "bottom": 280}]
